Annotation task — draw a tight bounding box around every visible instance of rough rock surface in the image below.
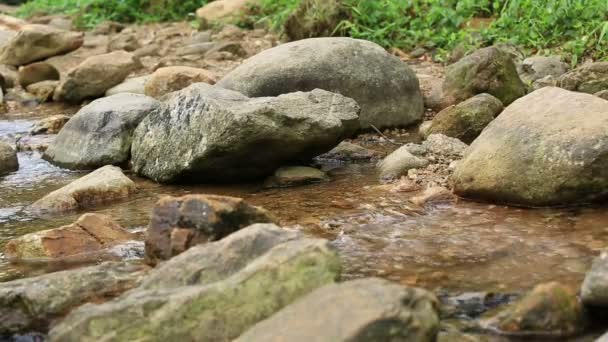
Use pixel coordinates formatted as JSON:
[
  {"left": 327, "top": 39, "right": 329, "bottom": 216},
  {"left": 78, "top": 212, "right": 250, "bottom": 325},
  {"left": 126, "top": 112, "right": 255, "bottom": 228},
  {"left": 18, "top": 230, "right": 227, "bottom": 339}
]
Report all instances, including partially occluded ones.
[
  {"left": 4, "top": 213, "right": 135, "bottom": 260},
  {"left": 144, "top": 66, "right": 217, "bottom": 98},
  {"left": 0, "top": 24, "right": 83, "bottom": 66},
  {"left": 237, "top": 278, "right": 440, "bottom": 342},
  {"left": 218, "top": 37, "right": 423, "bottom": 129},
  {"left": 265, "top": 166, "right": 329, "bottom": 187},
  {"left": 141, "top": 223, "right": 302, "bottom": 289},
  {"left": 0, "top": 262, "right": 148, "bottom": 335},
  {"left": 105, "top": 75, "right": 150, "bottom": 96},
  {"left": 44, "top": 93, "right": 160, "bottom": 169},
  {"left": 196, "top": 0, "right": 257, "bottom": 25},
  {"left": 482, "top": 282, "right": 586, "bottom": 338},
  {"left": 518, "top": 56, "right": 569, "bottom": 84},
  {"left": 49, "top": 238, "right": 341, "bottom": 342},
  {"left": 0, "top": 140, "right": 18, "bottom": 175},
  {"left": 440, "top": 46, "right": 526, "bottom": 110},
  {"left": 131, "top": 84, "right": 359, "bottom": 183},
  {"left": 145, "top": 194, "right": 275, "bottom": 265},
  {"left": 30, "top": 114, "right": 70, "bottom": 135},
  {"left": 31, "top": 165, "right": 137, "bottom": 213},
  {"left": 559, "top": 62, "right": 608, "bottom": 94},
  {"left": 25, "top": 80, "right": 58, "bottom": 102},
  {"left": 423, "top": 134, "right": 468, "bottom": 158},
  {"left": 581, "top": 250, "right": 608, "bottom": 306},
  {"left": 284, "top": 0, "right": 347, "bottom": 41},
  {"left": 428, "top": 93, "right": 504, "bottom": 143},
  {"left": 453, "top": 87, "right": 608, "bottom": 206},
  {"left": 595, "top": 90, "right": 608, "bottom": 101},
  {"left": 54, "top": 51, "right": 139, "bottom": 103},
  {"left": 17, "top": 62, "right": 59, "bottom": 88},
  {"left": 317, "top": 141, "right": 384, "bottom": 162},
  {"left": 378, "top": 146, "right": 429, "bottom": 180}
]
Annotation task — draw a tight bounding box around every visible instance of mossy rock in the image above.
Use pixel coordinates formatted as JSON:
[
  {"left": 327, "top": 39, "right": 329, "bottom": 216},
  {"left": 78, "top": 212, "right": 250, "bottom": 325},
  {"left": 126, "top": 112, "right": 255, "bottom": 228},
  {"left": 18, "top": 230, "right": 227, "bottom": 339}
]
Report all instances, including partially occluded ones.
[{"left": 284, "top": 0, "right": 348, "bottom": 41}]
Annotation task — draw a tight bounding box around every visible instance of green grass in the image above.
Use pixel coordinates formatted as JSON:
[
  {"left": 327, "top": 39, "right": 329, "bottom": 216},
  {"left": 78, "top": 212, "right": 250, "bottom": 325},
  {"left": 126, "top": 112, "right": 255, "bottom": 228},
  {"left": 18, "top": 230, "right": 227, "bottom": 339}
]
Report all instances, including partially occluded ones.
[{"left": 17, "top": 0, "right": 208, "bottom": 29}]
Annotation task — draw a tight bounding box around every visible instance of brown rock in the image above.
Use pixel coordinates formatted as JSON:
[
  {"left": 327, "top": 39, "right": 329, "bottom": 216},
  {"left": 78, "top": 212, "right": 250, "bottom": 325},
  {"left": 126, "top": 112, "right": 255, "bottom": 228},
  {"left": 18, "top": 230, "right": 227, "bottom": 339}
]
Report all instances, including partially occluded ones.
[
  {"left": 0, "top": 14, "right": 27, "bottom": 31},
  {"left": 145, "top": 194, "right": 275, "bottom": 265},
  {"left": 144, "top": 66, "right": 217, "bottom": 99},
  {"left": 5, "top": 213, "right": 135, "bottom": 260},
  {"left": 196, "top": 0, "right": 258, "bottom": 25},
  {"left": 31, "top": 165, "right": 137, "bottom": 214},
  {"left": 18, "top": 62, "right": 60, "bottom": 88},
  {"left": 30, "top": 114, "right": 70, "bottom": 135},
  {"left": 26, "top": 80, "right": 59, "bottom": 102}
]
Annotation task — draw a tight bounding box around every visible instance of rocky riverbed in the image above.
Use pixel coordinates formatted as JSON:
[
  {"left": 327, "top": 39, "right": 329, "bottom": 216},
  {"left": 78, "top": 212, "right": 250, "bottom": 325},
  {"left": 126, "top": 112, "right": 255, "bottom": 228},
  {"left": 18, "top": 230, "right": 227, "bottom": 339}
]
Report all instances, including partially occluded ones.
[{"left": 1, "top": 1, "right": 608, "bottom": 341}]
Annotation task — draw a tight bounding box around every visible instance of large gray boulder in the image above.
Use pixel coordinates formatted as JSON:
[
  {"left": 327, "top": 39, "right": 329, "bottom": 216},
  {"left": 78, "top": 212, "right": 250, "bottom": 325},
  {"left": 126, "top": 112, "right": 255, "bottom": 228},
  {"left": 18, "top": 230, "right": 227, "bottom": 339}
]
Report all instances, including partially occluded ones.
[
  {"left": 0, "top": 140, "right": 18, "bottom": 175},
  {"left": 44, "top": 93, "right": 160, "bottom": 169},
  {"left": 559, "top": 61, "right": 608, "bottom": 94},
  {"left": 218, "top": 37, "right": 423, "bottom": 129},
  {"left": 0, "top": 262, "right": 148, "bottom": 335},
  {"left": 439, "top": 46, "right": 527, "bottom": 110},
  {"left": 237, "top": 278, "right": 439, "bottom": 342},
  {"left": 131, "top": 84, "right": 359, "bottom": 183},
  {"left": 453, "top": 87, "right": 608, "bottom": 206},
  {"left": 0, "top": 24, "right": 83, "bottom": 66},
  {"left": 49, "top": 238, "right": 341, "bottom": 342},
  {"left": 54, "top": 51, "right": 139, "bottom": 103}
]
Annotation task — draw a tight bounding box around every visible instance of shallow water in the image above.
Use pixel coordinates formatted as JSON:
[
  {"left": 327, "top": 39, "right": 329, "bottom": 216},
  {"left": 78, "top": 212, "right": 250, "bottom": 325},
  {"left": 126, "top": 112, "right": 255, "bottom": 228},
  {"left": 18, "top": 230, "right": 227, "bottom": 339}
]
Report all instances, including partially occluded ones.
[{"left": 1, "top": 110, "right": 607, "bottom": 295}]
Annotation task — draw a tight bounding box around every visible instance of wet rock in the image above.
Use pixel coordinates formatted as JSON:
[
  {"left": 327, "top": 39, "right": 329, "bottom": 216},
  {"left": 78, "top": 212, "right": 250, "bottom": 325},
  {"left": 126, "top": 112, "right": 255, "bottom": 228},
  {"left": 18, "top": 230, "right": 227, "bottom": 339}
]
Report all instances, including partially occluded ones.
[
  {"left": 453, "top": 87, "right": 608, "bottom": 206},
  {"left": 16, "top": 134, "right": 54, "bottom": 153},
  {"left": 44, "top": 93, "right": 160, "bottom": 169},
  {"left": 378, "top": 146, "right": 429, "bottom": 180},
  {"left": 5, "top": 87, "right": 38, "bottom": 105},
  {"left": 441, "top": 292, "right": 517, "bottom": 319},
  {"left": 409, "top": 186, "right": 456, "bottom": 206},
  {"left": 0, "top": 140, "right": 18, "bottom": 175},
  {"left": 237, "top": 278, "right": 439, "bottom": 342},
  {"left": 31, "top": 165, "right": 136, "bottom": 214},
  {"left": 49, "top": 238, "right": 341, "bottom": 342},
  {"left": 145, "top": 194, "right": 275, "bottom": 265},
  {"left": 439, "top": 46, "right": 526, "bottom": 110},
  {"left": 559, "top": 62, "right": 608, "bottom": 94},
  {"left": 196, "top": 0, "right": 258, "bottom": 25},
  {"left": 108, "top": 30, "right": 140, "bottom": 52},
  {"left": 30, "top": 114, "right": 70, "bottom": 135},
  {"left": 317, "top": 141, "right": 384, "bottom": 162},
  {"left": 218, "top": 37, "right": 423, "bottom": 129},
  {"left": 5, "top": 213, "right": 136, "bottom": 260},
  {"left": 284, "top": 0, "right": 347, "bottom": 41},
  {"left": 265, "top": 166, "right": 329, "bottom": 187},
  {"left": 428, "top": 93, "right": 504, "bottom": 144},
  {"left": 482, "top": 282, "right": 586, "bottom": 337},
  {"left": 105, "top": 75, "right": 150, "bottom": 96},
  {"left": 0, "top": 25, "right": 83, "bottom": 66},
  {"left": 54, "top": 51, "right": 139, "bottom": 103},
  {"left": 423, "top": 134, "right": 468, "bottom": 158},
  {"left": 518, "top": 56, "right": 569, "bottom": 84},
  {"left": 25, "top": 80, "right": 58, "bottom": 102},
  {"left": 141, "top": 223, "right": 302, "bottom": 289},
  {"left": 132, "top": 84, "right": 359, "bottom": 183},
  {"left": 581, "top": 250, "right": 608, "bottom": 306},
  {"left": 0, "top": 261, "right": 148, "bottom": 335},
  {"left": 144, "top": 66, "right": 217, "bottom": 99},
  {"left": 595, "top": 90, "right": 608, "bottom": 101},
  {"left": 17, "top": 62, "right": 59, "bottom": 88}
]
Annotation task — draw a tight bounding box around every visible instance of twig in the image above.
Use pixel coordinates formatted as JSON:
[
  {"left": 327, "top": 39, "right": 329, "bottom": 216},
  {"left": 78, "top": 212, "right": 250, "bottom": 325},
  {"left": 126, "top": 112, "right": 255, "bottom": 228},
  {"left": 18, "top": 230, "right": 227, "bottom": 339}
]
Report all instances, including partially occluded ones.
[{"left": 370, "top": 124, "right": 402, "bottom": 146}]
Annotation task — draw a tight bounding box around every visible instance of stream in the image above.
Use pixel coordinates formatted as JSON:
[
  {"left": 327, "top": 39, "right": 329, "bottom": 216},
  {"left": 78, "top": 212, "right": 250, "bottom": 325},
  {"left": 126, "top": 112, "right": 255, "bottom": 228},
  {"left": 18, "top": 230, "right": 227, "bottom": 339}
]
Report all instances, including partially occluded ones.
[{"left": 1, "top": 106, "right": 607, "bottom": 296}]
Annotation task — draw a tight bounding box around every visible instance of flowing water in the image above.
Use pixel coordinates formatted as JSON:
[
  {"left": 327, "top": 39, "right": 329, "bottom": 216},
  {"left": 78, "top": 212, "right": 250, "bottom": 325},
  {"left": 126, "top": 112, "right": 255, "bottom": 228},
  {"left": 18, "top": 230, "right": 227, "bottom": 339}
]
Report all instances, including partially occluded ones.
[{"left": 1, "top": 106, "right": 607, "bottom": 296}]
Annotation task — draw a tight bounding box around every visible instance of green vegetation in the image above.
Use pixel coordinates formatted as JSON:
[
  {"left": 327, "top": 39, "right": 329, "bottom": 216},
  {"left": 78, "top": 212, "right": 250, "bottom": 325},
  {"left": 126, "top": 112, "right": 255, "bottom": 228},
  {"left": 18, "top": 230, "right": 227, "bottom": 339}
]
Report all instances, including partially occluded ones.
[
  {"left": 16, "top": 0, "right": 608, "bottom": 64},
  {"left": 17, "top": 0, "right": 208, "bottom": 29}
]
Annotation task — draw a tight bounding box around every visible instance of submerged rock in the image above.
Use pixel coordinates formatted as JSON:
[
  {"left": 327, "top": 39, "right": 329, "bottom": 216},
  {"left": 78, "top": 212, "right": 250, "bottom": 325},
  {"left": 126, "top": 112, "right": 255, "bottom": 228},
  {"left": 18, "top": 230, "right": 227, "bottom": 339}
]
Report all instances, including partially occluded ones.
[
  {"left": 0, "top": 262, "right": 148, "bottom": 335},
  {"left": 4, "top": 213, "right": 135, "bottom": 260},
  {"left": 131, "top": 84, "right": 359, "bottom": 183},
  {"left": 105, "top": 75, "right": 150, "bottom": 96},
  {"left": 428, "top": 93, "right": 504, "bottom": 144},
  {"left": 54, "top": 51, "right": 139, "bottom": 103},
  {"left": 218, "top": 37, "right": 423, "bottom": 129},
  {"left": 482, "top": 282, "right": 586, "bottom": 338},
  {"left": 31, "top": 165, "right": 136, "bottom": 214},
  {"left": 378, "top": 146, "right": 429, "bottom": 180},
  {"left": 559, "top": 62, "right": 608, "bottom": 94},
  {"left": 44, "top": 93, "right": 160, "bottom": 169},
  {"left": 49, "top": 238, "right": 341, "bottom": 342},
  {"left": 265, "top": 166, "right": 329, "bottom": 187},
  {"left": 317, "top": 141, "right": 384, "bottom": 162},
  {"left": 0, "top": 141, "right": 18, "bottom": 175},
  {"left": 0, "top": 24, "right": 83, "bottom": 66},
  {"left": 439, "top": 46, "right": 526, "bottom": 110},
  {"left": 145, "top": 194, "right": 275, "bottom": 265},
  {"left": 144, "top": 66, "right": 217, "bottom": 99},
  {"left": 581, "top": 250, "right": 608, "bottom": 306},
  {"left": 453, "top": 87, "right": 608, "bottom": 206},
  {"left": 30, "top": 114, "right": 70, "bottom": 135},
  {"left": 237, "top": 278, "right": 440, "bottom": 342},
  {"left": 17, "top": 62, "right": 59, "bottom": 88}
]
